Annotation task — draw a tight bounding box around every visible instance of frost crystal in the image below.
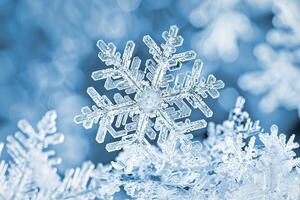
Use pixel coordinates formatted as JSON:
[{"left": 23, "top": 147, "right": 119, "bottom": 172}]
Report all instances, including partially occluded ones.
[
  {"left": 1, "top": 100, "right": 300, "bottom": 199},
  {"left": 74, "top": 25, "right": 224, "bottom": 152},
  {"left": 0, "top": 111, "right": 119, "bottom": 200},
  {"left": 239, "top": 1, "right": 300, "bottom": 116},
  {"left": 0, "top": 111, "right": 63, "bottom": 199},
  {"left": 109, "top": 97, "right": 300, "bottom": 199}
]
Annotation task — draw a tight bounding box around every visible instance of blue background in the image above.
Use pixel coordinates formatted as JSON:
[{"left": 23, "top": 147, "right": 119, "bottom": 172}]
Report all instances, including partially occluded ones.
[{"left": 0, "top": 0, "right": 299, "bottom": 170}]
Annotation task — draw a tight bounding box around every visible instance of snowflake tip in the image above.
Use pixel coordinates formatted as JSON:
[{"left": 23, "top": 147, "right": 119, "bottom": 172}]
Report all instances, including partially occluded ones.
[
  {"left": 235, "top": 96, "right": 246, "bottom": 110},
  {"left": 37, "top": 110, "right": 58, "bottom": 134},
  {"left": 97, "top": 40, "right": 115, "bottom": 56},
  {"left": 87, "top": 86, "right": 106, "bottom": 108},
  {"left": 97, "top": 40, "right": 120, "bottom": 65},
  {"left": 17, "top": 119, "right": 36, "bottom": 138},
  {"left": 162, "top": 25, "right": 184, "bottom": 47},
  {"left": 270, "top": 124, "right": 279, "bottom": 135},
  {"left": 192, "top": 59, "right": 203, "bottom": 76}
]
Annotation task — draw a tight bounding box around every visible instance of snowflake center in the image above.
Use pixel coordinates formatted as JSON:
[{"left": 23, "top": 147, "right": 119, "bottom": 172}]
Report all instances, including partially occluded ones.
[{"left": 135, "top": 87, "right": 163, "bottom": 114}]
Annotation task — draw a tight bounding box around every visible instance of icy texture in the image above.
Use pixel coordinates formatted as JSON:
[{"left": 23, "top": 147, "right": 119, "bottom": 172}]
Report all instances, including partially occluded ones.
[
  {"left": 0, "top": 111, "right": 62, "bottom": 199},
  {"left": 1, "top": 99, "right": 300, "bottom": 199},
  {"left": 0, "top": 111, "right": 120, "bottom": 200},
  {"left": 239, "top": 1, "right": 300, "bottom": 116},
  {"left": 111, "top": 97, "right": 300, "bottom": 199},
  {"left": 189, "top": 0, "right": 253, "bottom": 62},
  {"left": 204, "top": 97, "right": 300, "bottom": 199},
  {"left": 74, "top": 25, "right": 224, "bottom": 152}
]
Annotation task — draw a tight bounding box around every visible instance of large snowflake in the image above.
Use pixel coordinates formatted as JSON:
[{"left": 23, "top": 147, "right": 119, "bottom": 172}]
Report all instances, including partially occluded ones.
[{"left": 74, "top": 25, "right": 224, "bottom": 151}]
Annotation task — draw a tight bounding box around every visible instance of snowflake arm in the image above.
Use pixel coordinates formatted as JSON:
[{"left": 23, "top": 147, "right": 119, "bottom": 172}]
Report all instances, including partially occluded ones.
[
  {"left": 144, "top": 25, "right": 197, "bottom": 88},
  {"left": 51, "top": 161, "right": 97, "bottom": 200},
  {"left": 259, "top": 125, "right": 299, "bottom": 163},
  {"left": 93, "top": 40, "right": 145, "bottom": 93},
  {"left": 74, "top": 87, "right": 140, "bottom": 144},
  {"left": 228, "top": 97, "right": 262, "bottom": 138},
  {"left": 0, "top": 143, "right": 8, "bottom": 198},
  {"left": 162, "top": 59, "right": 224, "bottom": 118}
]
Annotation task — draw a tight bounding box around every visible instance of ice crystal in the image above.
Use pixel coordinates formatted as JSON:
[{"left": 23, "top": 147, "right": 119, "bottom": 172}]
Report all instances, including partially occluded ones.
[
  {"left": 239, "top": 0, "right": 300, "bottom": 116},
  {"left": 205, "top": 97, "right": 300, "bottom": 200},
  {"left": 1, "top": 100, "right": 300, "bottom": 199},
  {"left": 0, "top": 111, "right": 120, "bottom": 200},
  {"left": 189, "top": 0, "right": 253, "bottom": 62},
  {"left": 110, "top": 97, "right": 300, "bottom": 199},
  {"left": 74, "top": 25, "right": 225, "bottom": 152}
]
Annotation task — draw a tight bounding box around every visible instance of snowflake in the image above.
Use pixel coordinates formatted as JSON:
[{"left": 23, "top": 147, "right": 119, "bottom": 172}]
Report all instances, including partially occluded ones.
[
  {"left": 0, "top": 111, "right": 122, "bottom": 200},
  {"left": 239, "top": 0, "right": 300, "bottom": 116},
  {"left": 205, "top": 97, "right": 300, "bottom": 200},
  {"left": 188, "top": 0, "right": 253, "bottom": 62},
  {"left": 0, "top": 111, "right": 62, "bottom": 199},
  {"left": 223, "top": 124, "right": 300, "bottom": 200},
  {"left": 74, "top": 25, "right": 224, "bottom": 152},
  {"left": 110, "top": 97, "right": 300, "bottom": 199}
]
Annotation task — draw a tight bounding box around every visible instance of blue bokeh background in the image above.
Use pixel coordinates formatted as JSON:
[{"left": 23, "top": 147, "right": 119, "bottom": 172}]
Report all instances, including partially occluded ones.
[{"left": 0, "top": 0, "right": 299, "bottom": 170}]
